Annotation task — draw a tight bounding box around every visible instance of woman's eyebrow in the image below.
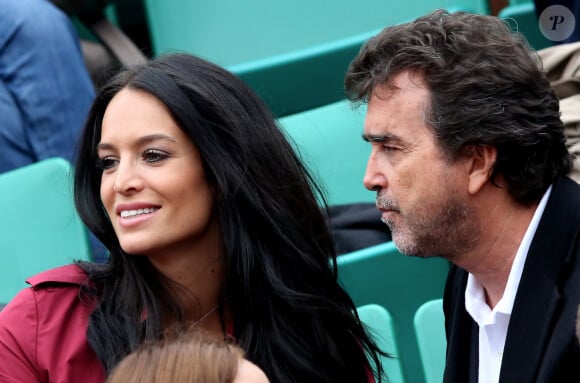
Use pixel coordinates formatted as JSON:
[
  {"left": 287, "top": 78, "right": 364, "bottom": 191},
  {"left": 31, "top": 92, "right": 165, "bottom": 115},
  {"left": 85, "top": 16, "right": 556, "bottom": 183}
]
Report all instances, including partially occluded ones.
[{"left": 97, "top": 134, "right": 178, "bottom": 151}]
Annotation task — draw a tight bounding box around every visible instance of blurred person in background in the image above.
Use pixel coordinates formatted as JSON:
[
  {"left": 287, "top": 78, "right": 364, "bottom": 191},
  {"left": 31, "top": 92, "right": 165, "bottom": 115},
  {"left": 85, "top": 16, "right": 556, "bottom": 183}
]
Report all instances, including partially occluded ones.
[
  {"left": 0, "top": 0, "right": 94, "bottom": 172},
  {"left": 0, "top": 0, "right": 109, "bottom": 261}
]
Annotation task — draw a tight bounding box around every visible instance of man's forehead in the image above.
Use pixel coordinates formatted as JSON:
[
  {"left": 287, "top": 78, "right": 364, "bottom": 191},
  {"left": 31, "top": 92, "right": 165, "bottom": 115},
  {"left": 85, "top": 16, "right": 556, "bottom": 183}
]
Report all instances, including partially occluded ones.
[{"left": 370, "top": 70, "right": 428, "bottom": 101}]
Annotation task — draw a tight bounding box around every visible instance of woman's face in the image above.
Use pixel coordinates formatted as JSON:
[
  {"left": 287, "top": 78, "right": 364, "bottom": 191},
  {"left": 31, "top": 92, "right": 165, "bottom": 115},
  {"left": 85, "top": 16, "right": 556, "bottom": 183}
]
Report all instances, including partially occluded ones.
[{"left": 98, "top": 88, "right": 217, "bottom": 260}]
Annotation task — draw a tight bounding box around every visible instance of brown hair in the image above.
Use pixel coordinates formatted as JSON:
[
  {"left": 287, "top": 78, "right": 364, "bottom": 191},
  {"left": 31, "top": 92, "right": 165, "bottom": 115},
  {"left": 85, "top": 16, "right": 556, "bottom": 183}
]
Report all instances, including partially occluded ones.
[
  {"left": 106, "top": 328, "right": 245, "bottom": 383},
  {"left": 345, "top": 9, "right": 572, "bottom": 205}
]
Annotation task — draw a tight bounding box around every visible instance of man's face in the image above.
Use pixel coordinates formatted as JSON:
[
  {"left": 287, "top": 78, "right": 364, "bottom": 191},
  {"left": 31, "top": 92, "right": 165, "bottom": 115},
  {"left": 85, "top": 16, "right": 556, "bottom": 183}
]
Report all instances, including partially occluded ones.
[{"left": 363, "top": 71, "right": 478, "bottom": 257}]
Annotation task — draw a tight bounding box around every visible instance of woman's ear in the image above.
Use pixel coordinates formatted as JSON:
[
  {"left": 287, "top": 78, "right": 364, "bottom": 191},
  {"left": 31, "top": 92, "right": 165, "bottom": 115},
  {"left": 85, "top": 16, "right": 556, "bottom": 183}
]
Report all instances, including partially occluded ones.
[{"left": 463, "top": 144, "right": 497, "bottom": 195}]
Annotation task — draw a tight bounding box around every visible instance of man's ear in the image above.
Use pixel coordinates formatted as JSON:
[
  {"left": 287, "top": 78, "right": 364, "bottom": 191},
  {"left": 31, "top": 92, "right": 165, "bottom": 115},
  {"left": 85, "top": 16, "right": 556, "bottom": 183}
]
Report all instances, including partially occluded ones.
[{"left": 463, "top": 144, "right": 497, "bottom": 195}]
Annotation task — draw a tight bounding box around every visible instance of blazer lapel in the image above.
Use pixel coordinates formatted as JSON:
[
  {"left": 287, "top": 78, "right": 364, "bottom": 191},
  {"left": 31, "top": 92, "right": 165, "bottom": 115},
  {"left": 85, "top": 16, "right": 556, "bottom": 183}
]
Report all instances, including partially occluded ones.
[{"left": 444, "top": 266, "right": 480, "bottom": 383}]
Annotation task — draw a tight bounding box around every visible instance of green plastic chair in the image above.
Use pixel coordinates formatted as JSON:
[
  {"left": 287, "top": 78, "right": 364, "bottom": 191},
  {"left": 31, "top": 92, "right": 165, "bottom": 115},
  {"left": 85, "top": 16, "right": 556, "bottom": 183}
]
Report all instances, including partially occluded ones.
[
  {"left": 278, "top": 99, "right": 373, "bottom": 206},
  {"left": 413, "top": 298, "right": 447, "bottom": 383},
  {"left": 231, "top": 29, "right": 380, "bottom": 117},
  {"left": 338, "top": 242, "right": 450, "bottom": 383},
  {"left": 0, "top": 158, "right": 92, "bottom": 304},
  {"left": 357, "top": 303, "right": 405, "bottom": 383},
  {"left": 143, "top": 0, "right": 490, "bottom": 66},
  {"left": 142, "top": 0, "right": 490, "bottom": 116},
  {"left": 498, "top": 2, "right": 553, "bottom": 50}
]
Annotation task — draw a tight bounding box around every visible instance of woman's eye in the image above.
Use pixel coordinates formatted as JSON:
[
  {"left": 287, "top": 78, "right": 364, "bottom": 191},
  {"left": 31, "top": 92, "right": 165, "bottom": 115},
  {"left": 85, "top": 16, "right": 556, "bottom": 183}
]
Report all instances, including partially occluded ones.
[
  {"left": 97, "top": 157, "right": 117, "bottom": 170},
  {"left": 143, "top": 149, "right": 169, "bottom": 163}
]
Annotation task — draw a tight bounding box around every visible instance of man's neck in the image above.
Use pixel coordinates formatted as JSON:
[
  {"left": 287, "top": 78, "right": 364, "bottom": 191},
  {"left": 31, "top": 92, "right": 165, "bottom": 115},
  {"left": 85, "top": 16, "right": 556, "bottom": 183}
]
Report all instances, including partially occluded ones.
[{"left": 458, "top": 193, "right": 538, "bottom": 308}]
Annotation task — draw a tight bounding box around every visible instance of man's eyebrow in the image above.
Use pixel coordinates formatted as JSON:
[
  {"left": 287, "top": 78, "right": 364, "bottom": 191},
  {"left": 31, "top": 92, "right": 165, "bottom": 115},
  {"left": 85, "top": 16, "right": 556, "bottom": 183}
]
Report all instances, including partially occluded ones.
[{"left": 362, "top": 133, "right": 403, "bottom": 145}]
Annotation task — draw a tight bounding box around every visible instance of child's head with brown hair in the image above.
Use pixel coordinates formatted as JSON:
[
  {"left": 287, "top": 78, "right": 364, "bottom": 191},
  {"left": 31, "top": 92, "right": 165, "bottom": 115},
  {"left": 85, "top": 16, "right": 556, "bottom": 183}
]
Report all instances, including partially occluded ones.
[{"left": 106, "top": 328, "right": 269, "bottom": 383}]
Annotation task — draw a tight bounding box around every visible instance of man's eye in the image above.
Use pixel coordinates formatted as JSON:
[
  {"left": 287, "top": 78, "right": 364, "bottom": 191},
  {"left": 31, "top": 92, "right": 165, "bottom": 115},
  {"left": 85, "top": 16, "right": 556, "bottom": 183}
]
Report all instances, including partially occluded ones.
[
  {"left": 97, "top": 157, "right": 117, "bottom": 170},
  {"left": 143, "top": 149, "right": 169, "bottom": 163}
]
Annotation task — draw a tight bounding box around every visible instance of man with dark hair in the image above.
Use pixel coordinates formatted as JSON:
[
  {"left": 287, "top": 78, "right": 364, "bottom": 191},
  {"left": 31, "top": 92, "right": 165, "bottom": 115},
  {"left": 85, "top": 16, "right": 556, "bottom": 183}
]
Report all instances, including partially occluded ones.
[{"left": 345, "top": 9, "right": 580, "bottom": 383}]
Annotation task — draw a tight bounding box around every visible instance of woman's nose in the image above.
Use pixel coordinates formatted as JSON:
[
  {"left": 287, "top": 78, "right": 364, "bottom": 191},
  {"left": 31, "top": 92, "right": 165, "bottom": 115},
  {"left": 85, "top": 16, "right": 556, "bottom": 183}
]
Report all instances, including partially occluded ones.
[{"left": 113, "top": 161, "right": 144, "bottom": 194}]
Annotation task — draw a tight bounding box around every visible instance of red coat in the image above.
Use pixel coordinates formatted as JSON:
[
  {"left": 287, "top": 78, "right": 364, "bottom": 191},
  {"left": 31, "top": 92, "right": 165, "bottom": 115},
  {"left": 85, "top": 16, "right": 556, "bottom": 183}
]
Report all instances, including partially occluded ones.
[
  {"left": 0, "top": 265, "right": 377, "bottom": 383},
  {"left": 0, "top": 264, "right": 105, "bottom": 383}
]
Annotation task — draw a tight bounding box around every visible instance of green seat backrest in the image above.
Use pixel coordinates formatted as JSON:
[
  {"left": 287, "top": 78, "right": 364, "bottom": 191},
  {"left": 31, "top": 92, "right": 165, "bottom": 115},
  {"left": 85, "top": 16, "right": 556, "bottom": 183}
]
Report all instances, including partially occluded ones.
[
  {"left": 232, "top": 29, "right": 380, "bottom": 117},
  {"left": 0, "top": 158, "right": 92, "bottom": 304},
  {"left": 357, "top": 303, "right": 405, "bottom": 383},
  {"left": 142, "top": 0, "right": 490, "bottom": 116},
  {"left": 143, "top": 0, "right": 490, "bottom": 65},
  {"left": 338, "top": 242, "right": 450, "bottom": 383},
  {"left": 278, "top": 99, "right": 373, "bottom": 206},
  {"left": 498, "top": 2, "right": 553, "bottom": 50},
  {"left": 413, "top": 298, "right": 447, "bottom": 383}
]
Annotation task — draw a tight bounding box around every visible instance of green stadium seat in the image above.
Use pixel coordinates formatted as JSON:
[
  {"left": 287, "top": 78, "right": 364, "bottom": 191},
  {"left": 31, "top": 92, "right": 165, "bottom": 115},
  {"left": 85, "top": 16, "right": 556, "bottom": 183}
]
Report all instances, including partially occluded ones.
[
  {"left": 232, "top": 29, "right": 380, "bottom": 117},
  {"left": 357, "top": 303, "right": 406, "bottom": 383},
  {"left": 414, "top": 298, "right": 447, "bottom": 383},
  {"left": 142, "top": 0, "right": 490, "bottom": 116},
  {"left": 338, "top": 242, "right": 450, "bottom": 383},
  {"left": 0, "top": 158, "right": 92, "bottom": 304},
  {"left": 278, "top": 99, "right": 373, "bottom": 206}
]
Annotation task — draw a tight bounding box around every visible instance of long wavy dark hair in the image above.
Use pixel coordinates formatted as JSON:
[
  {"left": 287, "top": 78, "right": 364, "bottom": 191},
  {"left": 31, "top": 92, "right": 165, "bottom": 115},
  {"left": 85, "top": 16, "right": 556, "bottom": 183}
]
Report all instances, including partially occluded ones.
[
  {"left": 74, "top": 53, "right": 383, "bottom": 382},
  {"left": 345, "top": 9, "right": 573, "bottom": 205}
]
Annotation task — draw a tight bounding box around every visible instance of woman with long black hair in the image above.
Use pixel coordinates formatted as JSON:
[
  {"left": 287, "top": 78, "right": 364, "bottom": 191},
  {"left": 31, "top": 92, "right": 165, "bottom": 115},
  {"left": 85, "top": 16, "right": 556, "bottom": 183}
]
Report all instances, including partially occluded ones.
[{"left": 0, "top": 52, "right": 383, "bottom": 383}]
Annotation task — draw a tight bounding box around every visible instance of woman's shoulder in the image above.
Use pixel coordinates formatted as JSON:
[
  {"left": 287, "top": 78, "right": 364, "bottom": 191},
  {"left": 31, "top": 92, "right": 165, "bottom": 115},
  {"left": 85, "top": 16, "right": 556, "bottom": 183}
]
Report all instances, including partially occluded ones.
[
  {"left": 0, "top": 264, "right": 91, "bottom": 317},
  {"left": 0, "top": 263, "right": 104, "bottom": 382},
  {"left": 1, "top": 264, "right": 95, "bottom": 327},
  {"left": 25, "top": 263, "right": 89, "bottom": 287},
  {"left": 1, "top": 263, "right": 94, "bottom": 325}
]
